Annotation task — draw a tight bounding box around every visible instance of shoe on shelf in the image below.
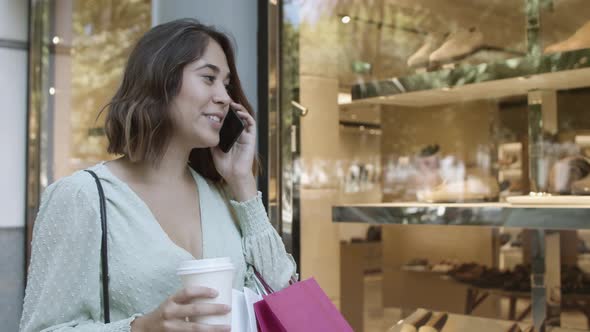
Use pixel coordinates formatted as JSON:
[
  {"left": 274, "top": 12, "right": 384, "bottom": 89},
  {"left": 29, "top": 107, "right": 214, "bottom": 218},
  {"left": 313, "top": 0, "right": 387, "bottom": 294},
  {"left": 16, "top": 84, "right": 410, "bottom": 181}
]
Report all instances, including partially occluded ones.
[
  {"left": 431, "top": 261, "right": 455, "bottom": 273},
  {"left": 407, "top": 33, "right": 445, "bottom": 68},
  {"left": 403, "top": 258, "right": 430, "bottom": 271},
  {"left": 549, "top": 156, "right": 590, "bottom": 194},
  {"left": 470, "top": 267, "right": 511, "bottom": 289},
  {"left": 448, "top": 262, "right": 483, "bottom": 283},
  {"left": 429, "top": 27, "right": 484, "bottom": 64},
  {"left": 571, "top": 173, "right": 590, "bottom": 195},
  {"left": 545, "top": 20, "right": 590, "bottom": 54},
  {"left": 398, "top": 310, "right": 432, "bottom": 332},
  {"left": 418, "top": 175, "right": 500, "bottom": 203},
  {"left": 418, "top": 313, "right": 448, "bottom": 332},
  {"left": 502, "top": 264, "right": 531, "bottom": 293}
]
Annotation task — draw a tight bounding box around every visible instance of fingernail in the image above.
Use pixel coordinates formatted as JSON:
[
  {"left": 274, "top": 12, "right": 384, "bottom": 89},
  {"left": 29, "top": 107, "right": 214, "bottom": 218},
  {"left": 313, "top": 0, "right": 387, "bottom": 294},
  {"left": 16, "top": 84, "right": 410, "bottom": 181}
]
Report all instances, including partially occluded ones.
[
  {"left": 225, "top": 305, "right": 232, "bottom": 311},
  {"left": 210, "top": 289, "right": 219, "bottom": 297}
]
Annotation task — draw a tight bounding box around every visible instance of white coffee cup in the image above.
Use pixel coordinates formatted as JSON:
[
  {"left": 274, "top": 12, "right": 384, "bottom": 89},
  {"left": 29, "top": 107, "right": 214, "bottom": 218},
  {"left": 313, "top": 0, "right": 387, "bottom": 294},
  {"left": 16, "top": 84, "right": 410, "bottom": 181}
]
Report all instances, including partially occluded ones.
[{"left": 176, "top": 257, "right": 235, "bottom": 325}]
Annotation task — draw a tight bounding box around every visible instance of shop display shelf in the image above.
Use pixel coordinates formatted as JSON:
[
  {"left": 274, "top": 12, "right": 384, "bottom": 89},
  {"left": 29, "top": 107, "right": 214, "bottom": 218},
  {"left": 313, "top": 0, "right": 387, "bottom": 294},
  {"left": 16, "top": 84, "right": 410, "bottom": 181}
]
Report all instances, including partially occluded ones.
[
  {"left": 332, "top": 202, "right": 590, "bottom": 230},
  {"left": 350, "top": 48, "right": 590, "bottom": 107}
]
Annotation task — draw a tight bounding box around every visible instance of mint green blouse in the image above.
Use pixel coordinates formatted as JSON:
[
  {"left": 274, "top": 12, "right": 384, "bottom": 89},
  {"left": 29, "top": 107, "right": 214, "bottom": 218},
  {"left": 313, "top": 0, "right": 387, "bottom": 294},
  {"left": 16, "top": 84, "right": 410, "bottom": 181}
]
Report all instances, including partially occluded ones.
[{"left": 20, "top": 162, "right": 296, "bottom": 331}]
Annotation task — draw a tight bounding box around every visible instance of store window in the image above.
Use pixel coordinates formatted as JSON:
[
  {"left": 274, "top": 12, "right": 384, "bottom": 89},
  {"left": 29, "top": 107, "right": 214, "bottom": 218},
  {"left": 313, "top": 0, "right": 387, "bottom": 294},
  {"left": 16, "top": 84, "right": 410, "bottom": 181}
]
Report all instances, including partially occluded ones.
[{"left": 272, "top": 0, "right": 590, "bottom": 331}]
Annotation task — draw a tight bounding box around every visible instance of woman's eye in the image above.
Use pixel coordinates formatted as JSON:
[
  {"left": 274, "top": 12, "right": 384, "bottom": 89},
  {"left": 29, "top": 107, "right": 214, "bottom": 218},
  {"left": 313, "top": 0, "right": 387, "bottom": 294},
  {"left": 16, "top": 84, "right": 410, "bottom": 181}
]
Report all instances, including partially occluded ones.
[{"left": 203, "top": 76, "right": 215, "bottom": 83}]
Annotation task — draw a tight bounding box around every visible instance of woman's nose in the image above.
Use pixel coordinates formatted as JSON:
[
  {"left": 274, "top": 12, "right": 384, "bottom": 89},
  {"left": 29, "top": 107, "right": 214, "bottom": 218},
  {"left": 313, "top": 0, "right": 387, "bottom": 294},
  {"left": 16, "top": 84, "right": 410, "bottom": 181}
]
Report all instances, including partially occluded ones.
[{"left": 213, "top": 84, "right": 232, "bottom": 105}]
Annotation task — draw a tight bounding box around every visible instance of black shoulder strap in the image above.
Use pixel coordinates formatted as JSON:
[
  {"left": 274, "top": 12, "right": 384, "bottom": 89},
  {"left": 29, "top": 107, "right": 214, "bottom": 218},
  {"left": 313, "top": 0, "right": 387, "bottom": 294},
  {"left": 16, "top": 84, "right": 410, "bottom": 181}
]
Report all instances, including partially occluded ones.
[{"left": 84, "top": 169, "right": 110, "bottom": 323}]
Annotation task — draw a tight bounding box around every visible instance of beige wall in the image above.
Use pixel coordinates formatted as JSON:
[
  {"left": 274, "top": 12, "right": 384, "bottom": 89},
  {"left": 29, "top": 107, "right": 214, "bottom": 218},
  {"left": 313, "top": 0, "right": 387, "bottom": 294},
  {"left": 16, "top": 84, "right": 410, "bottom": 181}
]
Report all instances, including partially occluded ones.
[
  {"left": 299, "top": 76, "right": 383, "bottom": 306},
  {"left": 558, "top": 88, "right": 590, "bottom": 133},
  {"left": 380, "top": 101, "right": 497, "bottom": 165},
  {"left": 299, "top": 75, "right": 342, "bottom": 304}
]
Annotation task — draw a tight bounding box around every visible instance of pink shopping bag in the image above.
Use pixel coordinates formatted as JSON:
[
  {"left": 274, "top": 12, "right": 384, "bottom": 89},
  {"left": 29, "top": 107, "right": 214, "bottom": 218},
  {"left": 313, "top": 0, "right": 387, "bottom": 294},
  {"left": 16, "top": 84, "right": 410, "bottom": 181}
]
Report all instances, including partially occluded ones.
[{"left": 253, "top": 277, "right": 354, "bottom": 332}]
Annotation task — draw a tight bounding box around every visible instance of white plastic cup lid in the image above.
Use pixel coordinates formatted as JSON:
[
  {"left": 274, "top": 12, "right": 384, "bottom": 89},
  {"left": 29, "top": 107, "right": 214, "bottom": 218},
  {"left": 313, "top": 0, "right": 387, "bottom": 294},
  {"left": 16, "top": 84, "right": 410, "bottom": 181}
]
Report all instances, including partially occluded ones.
[{"left": 176, "top": 257, "right": 235, "bottom": 275}]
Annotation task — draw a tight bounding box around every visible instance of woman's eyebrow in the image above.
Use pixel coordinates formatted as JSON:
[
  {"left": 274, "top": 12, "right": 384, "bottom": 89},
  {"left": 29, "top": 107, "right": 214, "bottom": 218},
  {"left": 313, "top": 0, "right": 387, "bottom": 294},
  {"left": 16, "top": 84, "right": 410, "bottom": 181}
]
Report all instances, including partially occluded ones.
[
  {"left": 196, "top": 63, "right": 220, "bottom": 72},
  {"left": 195, "top": 63, "right": 230, "bottom": 79}
]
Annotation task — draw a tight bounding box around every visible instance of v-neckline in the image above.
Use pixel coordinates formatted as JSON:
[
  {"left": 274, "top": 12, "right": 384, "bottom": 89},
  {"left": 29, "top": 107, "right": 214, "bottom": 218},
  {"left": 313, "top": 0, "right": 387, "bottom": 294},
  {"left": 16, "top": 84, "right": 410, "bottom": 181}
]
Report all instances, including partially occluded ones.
[{"left": 98, "top": 161, "right": 204, "bottom": 260}]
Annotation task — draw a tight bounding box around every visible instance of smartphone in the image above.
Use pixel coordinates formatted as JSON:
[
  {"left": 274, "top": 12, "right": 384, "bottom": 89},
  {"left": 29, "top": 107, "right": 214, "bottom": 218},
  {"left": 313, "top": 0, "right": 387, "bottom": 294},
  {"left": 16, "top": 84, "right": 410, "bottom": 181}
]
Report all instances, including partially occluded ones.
[{"left": 218, "top": 108, "right": 245, "bottom": 153}]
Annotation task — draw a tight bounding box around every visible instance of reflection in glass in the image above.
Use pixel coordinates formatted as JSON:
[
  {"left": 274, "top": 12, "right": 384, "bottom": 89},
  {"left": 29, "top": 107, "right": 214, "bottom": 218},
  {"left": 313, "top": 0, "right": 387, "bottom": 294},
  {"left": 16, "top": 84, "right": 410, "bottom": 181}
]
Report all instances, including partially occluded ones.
[
  {"left": 30, "top": 0, "right": 151, "bottom": 184},
  {"left": 27, "top": 0, "right": 151, "bottom": 259},
  {"left": 62, "top": 0, "right": 151, "bottom": 177}
]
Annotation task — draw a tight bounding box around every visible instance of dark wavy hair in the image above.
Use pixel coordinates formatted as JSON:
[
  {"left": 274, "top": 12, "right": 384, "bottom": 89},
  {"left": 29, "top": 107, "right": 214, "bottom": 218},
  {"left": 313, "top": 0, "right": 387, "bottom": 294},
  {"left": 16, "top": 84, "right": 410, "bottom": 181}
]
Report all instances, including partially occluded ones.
[{"left": 103, "top": 18, "right": 256, "bottom": 182}]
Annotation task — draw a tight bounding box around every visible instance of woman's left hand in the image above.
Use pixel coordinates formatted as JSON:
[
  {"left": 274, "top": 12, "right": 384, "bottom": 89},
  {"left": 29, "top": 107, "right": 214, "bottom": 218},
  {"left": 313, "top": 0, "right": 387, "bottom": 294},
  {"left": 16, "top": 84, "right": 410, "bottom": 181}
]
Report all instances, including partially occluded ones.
[{"left": 212, "top": 102, "right": 258, "bottom": 201}]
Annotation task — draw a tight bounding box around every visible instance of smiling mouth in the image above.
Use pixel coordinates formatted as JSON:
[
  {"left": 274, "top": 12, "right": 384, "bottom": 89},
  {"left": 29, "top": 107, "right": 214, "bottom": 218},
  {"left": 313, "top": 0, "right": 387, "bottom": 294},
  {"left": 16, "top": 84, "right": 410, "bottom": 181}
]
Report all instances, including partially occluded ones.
[{"left": 206, "top": 115, "right": 222, "bottom": 123}]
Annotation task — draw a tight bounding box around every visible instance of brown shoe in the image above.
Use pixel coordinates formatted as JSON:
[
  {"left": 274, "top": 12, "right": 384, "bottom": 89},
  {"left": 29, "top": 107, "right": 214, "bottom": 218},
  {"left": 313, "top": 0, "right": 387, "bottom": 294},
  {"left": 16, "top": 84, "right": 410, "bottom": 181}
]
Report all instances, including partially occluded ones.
[
  {"left": 572, "top": 173, "right": 590, "bottom": 195},
  {"left": 545, "top": 21, "right": 590, "bottom": 54}
]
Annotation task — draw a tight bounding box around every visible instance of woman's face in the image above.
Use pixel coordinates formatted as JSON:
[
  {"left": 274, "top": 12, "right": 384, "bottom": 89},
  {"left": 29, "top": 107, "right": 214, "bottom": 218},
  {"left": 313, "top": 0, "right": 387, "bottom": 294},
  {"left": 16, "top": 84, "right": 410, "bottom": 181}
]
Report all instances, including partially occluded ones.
[{"left": 170, "top": 39, "right": 232, "bottom": 149}]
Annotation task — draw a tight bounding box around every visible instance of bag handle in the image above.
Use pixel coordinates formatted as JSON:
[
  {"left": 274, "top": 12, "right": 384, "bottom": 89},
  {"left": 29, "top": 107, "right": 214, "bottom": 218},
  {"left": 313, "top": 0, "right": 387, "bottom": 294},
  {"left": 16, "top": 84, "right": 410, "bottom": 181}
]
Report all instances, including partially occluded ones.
[
  {"left": 85, "top": 170, "right": 110, "bottom": 323},
  {"left": 252, "top": 267, "right": 275, "bottom": 295},
  {"left": 249, "top": 263, "right": 299, "bottom": 295}
]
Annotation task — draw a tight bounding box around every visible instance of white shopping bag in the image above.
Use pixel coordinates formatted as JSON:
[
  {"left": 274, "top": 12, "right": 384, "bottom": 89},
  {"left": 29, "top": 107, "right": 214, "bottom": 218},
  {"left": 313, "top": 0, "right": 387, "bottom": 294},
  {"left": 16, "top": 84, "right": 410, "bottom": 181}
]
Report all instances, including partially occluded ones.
[{"left": 231, "top": 287, "right": 263, "bottom": 332}]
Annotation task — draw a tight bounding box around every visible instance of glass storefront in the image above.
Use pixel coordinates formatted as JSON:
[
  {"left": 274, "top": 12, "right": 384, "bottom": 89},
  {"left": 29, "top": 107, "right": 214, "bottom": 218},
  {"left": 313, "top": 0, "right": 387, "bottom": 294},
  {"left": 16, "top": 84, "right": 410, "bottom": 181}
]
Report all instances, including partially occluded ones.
[{"left": 271, "top": 0, "right": 590, "bottom": 331}]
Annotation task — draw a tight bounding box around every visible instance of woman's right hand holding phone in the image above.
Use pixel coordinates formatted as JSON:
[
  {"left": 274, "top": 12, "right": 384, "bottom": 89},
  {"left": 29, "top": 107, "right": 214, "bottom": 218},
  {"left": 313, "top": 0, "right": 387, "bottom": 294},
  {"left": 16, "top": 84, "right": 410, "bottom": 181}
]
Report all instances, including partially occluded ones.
[{"left": 131, "top": 286, "right": 231, "bottom": 332}]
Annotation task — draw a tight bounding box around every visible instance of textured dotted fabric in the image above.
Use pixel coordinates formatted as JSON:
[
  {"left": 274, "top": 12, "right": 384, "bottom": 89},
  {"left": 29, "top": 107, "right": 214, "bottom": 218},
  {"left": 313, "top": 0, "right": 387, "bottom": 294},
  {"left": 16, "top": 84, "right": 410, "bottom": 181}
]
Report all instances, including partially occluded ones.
[{"left": 20, "top": 162, "right": 296, "bottom": 331}]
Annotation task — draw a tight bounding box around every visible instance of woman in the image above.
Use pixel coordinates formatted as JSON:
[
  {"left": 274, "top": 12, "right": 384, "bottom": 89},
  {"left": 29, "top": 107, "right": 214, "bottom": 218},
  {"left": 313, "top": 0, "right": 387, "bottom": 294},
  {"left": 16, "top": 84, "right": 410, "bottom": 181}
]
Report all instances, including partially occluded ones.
[{"left": 20, "top": 18, "right": 296, "bottom": 332}]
